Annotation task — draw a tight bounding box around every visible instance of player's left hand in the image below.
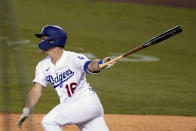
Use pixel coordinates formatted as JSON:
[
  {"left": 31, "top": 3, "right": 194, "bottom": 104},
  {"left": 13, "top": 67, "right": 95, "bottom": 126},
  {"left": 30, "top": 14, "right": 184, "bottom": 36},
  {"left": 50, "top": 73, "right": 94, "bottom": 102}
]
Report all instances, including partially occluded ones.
[
  {"left": 103, "top": 57, "right": 116, "bottom": 69},
  {"left": 17, "top": 107, "right": 30, "bottom": 128}
]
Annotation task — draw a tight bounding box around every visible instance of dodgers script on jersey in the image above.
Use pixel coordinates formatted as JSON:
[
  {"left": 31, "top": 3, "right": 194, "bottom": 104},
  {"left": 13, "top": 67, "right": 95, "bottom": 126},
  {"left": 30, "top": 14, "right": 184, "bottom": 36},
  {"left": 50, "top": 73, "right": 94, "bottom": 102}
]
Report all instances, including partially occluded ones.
[{"left": 33, "top": 50, "right": 93, "bottom": 103}]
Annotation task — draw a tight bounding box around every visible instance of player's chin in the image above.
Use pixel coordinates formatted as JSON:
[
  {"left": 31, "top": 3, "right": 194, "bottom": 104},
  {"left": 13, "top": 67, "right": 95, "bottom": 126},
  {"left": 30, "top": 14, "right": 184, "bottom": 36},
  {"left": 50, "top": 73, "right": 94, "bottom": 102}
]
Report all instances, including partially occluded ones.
[
  {"left": 42, "top": 47, "right": 51, "bottom": 53},
  {"left": 41, "top": 49, "right": 49, "bottom": 54},
  {"left": 42, "top": 50, "right": 47, "bottom": 54}
]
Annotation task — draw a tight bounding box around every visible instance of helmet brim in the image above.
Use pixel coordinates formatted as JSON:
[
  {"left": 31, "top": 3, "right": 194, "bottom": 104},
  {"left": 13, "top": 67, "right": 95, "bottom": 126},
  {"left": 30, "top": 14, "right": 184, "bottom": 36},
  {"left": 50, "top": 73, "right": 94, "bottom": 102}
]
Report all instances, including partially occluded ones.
[{"left": 35, "top": 33, "right": 43, "bottom": 38}]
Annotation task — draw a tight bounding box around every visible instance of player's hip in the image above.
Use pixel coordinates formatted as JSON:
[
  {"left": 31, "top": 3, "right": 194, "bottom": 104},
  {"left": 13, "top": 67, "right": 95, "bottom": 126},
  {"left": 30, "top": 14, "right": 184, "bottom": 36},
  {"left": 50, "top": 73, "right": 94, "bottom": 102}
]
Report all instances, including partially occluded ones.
[{"left": 43, "top": 92, "right": 104, "bottom": 126}]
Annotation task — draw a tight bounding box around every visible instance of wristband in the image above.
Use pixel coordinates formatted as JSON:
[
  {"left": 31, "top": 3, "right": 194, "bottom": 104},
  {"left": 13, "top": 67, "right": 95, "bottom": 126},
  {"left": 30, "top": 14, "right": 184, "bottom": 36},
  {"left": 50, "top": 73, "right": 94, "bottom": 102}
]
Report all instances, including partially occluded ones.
[{"left": 97, "top": 60, "right": 103, "bottom": 70}]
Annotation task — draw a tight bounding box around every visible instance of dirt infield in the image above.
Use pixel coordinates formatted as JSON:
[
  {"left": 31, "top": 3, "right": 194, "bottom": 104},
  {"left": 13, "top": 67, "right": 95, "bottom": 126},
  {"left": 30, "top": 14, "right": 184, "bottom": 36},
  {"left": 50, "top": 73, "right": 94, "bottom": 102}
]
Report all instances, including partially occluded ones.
[
  {"left": 1, "top": 113, "right": 196, "bottom": 131},
  {"left": 103, "top": 0, "right": 196, "bottom": 9}
]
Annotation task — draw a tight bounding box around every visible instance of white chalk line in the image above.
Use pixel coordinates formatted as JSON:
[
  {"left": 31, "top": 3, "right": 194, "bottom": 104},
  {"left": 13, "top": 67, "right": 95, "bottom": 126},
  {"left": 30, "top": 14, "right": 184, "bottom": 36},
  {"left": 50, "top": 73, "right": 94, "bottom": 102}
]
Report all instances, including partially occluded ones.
[
  {"left": 110, "top": 52, "right": 160, "bottom": 62},
  {"left": 0, "top": 36, "right": 8, "bottom": 40},
  {"left": 7, "top": 40, "right": 160, "bottom": 62},
  {"left": 79, "top": 52, "right": 159, "bottom": 62},
  {"left": 8, "top": 40, "right": 31, "bottom": 46},
  {"left": 6, "top": 39, "right": 31, "bottom": 51}
]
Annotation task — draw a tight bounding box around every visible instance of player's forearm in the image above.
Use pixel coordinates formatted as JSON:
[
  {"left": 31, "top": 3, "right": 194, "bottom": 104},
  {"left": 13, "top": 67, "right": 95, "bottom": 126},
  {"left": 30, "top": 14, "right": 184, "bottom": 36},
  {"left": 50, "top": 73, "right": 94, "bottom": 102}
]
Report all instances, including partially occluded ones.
[
  {"left": 87, "top": 57, "right": 115, "bottom": 73},
  {"left": 87, "top": 59, "right": 101, "bottom": 73},
  {"left": 26, "top": 83, "right": 43, "bottom": 110},
  {"left": 26, "top": 90, "right": 41, "bottom": 110}
]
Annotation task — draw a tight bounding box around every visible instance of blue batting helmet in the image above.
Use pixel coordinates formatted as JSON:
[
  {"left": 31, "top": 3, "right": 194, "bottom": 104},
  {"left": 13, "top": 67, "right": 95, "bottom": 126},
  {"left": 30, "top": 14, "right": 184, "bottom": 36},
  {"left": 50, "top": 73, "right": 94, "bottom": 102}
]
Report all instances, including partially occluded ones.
[{"left": 35, "top": 25, "right": 67, "bottom": 51}]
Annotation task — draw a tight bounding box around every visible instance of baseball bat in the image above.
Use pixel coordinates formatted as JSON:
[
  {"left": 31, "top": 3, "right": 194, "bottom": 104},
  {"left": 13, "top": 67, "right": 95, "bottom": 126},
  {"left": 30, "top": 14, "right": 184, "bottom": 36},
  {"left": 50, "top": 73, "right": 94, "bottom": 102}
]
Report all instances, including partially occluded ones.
[{"left": 99, "top": 25, "right": 183, "bottom": 69}]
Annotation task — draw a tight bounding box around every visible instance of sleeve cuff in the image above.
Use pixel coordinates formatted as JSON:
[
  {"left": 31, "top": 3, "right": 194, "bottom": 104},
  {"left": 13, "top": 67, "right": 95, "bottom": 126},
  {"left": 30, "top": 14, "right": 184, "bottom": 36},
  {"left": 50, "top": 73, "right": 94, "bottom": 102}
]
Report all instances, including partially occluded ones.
[
  {"left": 32, "top": 79, "right": 47, "bottom": 88},
  {"left": 83, "top": 60, "right": 101, "bottom": 74},
  {"left": 83, "top": 60, "right": 92, "bottom": 74}
]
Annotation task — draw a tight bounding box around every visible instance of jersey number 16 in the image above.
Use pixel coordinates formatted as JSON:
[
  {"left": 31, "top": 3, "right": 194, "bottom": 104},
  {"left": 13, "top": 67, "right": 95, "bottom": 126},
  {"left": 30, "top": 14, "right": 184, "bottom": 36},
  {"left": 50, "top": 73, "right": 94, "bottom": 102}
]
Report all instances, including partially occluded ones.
[{"left": 65, "top": 82, "right": 77, "bottom": 97}]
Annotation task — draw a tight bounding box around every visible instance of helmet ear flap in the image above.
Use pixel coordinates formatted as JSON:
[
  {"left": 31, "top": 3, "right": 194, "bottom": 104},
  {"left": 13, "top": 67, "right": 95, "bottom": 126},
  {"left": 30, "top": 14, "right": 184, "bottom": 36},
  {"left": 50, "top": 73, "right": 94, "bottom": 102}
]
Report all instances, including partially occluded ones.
[
  {"left": 48, "top": 36, "right": 54, "bottom": 41},
  {"left": 38, "top": 37, "right": 54, "bottom": 51},
  {"left": 48, "top": 36, "right": 55, "bottom": 44}
]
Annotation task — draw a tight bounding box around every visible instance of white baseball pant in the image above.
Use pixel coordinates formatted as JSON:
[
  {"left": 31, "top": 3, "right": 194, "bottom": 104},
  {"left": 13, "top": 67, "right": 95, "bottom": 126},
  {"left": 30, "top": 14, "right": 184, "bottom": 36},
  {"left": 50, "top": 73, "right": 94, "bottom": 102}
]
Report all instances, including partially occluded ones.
[{"left": 41, "top": 93, "right": 109, "bottom": 131}]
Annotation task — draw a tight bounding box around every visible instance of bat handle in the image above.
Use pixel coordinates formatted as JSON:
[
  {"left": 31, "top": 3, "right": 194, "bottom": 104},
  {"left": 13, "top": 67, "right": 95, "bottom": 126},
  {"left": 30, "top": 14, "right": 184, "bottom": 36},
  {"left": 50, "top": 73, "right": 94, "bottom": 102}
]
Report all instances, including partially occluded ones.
[{"left": 99, "top": 55, "right": 123, "bottom": 70}]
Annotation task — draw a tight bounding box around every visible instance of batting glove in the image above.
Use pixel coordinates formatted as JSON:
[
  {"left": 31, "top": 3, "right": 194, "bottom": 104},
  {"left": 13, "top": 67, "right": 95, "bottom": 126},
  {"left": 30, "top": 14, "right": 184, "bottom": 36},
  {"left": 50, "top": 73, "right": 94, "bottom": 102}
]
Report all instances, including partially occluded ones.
[
  {"left": 17, "top": 107, "right": 30, "bottom": 128},
  {"left": 102, "top": 57, "right": 116, "bottom": 69}
]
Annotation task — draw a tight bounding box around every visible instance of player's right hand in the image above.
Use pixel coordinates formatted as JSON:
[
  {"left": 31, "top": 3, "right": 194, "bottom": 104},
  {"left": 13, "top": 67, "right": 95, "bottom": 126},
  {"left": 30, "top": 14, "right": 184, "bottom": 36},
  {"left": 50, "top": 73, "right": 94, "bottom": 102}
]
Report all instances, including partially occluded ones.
[
  {"left": 103, "top": 57, "right": 116, "bottom": 69},
  {"left": 17, "top": 107, "right": 30, "bottom": 128}
]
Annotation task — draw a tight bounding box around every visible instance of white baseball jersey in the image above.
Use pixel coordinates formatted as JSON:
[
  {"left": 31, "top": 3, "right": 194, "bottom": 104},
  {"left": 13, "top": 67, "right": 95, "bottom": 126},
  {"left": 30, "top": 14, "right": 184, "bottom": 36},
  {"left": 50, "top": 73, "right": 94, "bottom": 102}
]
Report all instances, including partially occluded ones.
[
  {"left": 33, "top": 50, "right": 109, "bottom": 131},
  {"left": 33, "top": 50, "right": 93, "bottom": 103}
]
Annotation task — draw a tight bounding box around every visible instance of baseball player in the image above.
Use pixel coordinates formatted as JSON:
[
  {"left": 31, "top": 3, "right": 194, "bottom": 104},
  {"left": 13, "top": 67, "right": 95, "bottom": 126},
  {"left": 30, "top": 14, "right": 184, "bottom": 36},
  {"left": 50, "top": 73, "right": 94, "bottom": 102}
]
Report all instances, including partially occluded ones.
[{"left": 17, "top": 25, "right": 115, "bottom": 131}]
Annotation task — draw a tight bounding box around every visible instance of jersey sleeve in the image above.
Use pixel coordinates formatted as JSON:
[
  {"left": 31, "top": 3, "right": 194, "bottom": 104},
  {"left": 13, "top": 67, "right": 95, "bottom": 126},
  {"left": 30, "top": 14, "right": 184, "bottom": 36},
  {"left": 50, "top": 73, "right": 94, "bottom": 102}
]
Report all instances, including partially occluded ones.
[
  {"left": 74, "top": 53, "right": 92, "bottom": 74},
  {"left": 32, "top": 63, "right": 48, "bottom": 87}
]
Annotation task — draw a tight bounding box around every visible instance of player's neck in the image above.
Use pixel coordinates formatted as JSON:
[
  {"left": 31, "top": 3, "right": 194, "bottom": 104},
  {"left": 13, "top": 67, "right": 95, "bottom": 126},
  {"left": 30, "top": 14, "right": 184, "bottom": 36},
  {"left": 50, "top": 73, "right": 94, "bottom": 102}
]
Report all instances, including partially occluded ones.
[{"left": 48, "top": 47, "right": 63, "bottom": 65}]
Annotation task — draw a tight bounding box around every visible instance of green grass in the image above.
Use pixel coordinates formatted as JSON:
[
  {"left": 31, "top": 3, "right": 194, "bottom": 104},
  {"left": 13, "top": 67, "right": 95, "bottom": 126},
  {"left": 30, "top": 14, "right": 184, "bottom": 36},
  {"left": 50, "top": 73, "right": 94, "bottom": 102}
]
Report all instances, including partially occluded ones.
[{"left": 0, "top": 0, "right": 196, "bottom": 116}]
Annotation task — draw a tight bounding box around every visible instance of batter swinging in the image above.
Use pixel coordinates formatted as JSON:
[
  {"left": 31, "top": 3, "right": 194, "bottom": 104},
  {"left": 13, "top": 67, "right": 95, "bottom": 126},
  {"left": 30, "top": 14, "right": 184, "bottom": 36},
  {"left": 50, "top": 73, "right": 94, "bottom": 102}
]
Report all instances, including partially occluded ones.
[{"left": 17, "top": 25, "right": 115, "bottom": 131}]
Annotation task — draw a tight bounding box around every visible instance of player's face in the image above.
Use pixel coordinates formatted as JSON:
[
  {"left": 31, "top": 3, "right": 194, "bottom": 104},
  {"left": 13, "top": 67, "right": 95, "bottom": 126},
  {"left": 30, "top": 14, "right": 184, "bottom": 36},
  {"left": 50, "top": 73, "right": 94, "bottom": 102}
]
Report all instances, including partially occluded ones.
[{"left": 41, "top": 36, "right": 48, "bottom": 42}]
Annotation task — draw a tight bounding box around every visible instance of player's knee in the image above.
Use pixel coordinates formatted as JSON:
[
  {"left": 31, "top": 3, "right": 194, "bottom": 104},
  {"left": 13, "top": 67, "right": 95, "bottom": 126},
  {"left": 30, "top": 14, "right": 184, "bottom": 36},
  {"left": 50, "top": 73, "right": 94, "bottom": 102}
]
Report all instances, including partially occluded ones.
[
  {"left": 41, "top": 115, "right": 63, "bottom": 131},
  {"left": 41, "top": 115, "right": 54, "bottom": 127},
  {"left": 41, "top": 115, "right": 48, "bottom": 127}
]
